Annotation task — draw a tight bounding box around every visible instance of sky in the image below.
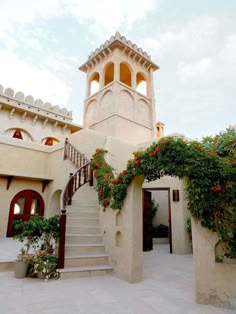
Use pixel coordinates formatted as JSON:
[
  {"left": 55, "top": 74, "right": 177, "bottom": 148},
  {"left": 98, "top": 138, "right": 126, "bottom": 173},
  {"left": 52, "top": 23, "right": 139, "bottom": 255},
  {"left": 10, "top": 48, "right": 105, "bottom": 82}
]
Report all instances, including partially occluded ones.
[{"left": 0, "top": 0, "right": 235, "bottom": 140}]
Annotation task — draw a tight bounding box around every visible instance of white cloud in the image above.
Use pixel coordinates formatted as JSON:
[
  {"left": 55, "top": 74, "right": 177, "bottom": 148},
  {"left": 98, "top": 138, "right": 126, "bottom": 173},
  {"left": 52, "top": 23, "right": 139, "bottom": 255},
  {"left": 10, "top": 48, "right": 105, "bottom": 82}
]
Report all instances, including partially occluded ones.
[
  {"left": 63, "top": 0, "right": 157, "bottom": 31},
  {"left": 142, "top": 15, "right": 219, "bottom": 60},
  {"left": 0, "top": 0, "right": 63, "bottom": 25},
  {"left": 0, "top": 0, "right": 158, "bottom": 33},
  {"left": 177, "top": 58, "right": 212, "bottom": 80},
  {"left": 41, "top": 54, "right": 80, "bottom": 72},
  {"left": 219, "top": 34, "right": 236, "bottom": 63},
  {"left": 0, "top": 50, "right": 71, "bottom": 106}
]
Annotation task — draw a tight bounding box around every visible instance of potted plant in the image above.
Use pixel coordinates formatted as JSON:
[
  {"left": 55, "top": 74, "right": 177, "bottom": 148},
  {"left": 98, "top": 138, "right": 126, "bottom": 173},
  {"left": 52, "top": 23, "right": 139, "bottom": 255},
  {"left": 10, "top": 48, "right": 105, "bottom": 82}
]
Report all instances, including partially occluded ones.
[
  {"left": 14, "top": 246, "right": 31, "bottom": 278},
  {"left": 13, "top": 215, "right": 60, "bottom": 278}
]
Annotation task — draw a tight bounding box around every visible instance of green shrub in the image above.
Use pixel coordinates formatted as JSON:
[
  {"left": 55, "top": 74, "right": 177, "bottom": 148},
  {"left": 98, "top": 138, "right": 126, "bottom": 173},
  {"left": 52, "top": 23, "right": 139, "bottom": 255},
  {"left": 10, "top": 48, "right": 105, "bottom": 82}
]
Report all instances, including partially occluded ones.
[{"left": 152, "top": 224, "right": 169, "bottom": 238}]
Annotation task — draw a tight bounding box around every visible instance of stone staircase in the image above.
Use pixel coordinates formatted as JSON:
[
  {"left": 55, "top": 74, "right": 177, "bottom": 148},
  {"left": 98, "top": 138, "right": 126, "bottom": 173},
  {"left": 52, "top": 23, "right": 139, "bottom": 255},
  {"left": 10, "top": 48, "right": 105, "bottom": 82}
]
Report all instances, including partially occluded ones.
[{"left": 59, "top": 200, "right": 113, "bottom": 278}]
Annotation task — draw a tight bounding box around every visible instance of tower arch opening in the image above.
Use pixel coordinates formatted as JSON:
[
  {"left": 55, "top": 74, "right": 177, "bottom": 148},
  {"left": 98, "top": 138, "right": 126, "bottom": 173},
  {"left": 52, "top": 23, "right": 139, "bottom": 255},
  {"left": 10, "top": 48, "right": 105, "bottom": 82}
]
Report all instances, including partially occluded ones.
[
  {"left": 120, "top": 63, "right": 132, "bottom": 87},
  {"left": 104, "top": 62, "right": 114, "bottom": 87},
  {"left": 136, "top": 72, "right": 147, "bottom": 96},
  {"left": 89, "top": 72, "right": 100, "bottom": 96}
]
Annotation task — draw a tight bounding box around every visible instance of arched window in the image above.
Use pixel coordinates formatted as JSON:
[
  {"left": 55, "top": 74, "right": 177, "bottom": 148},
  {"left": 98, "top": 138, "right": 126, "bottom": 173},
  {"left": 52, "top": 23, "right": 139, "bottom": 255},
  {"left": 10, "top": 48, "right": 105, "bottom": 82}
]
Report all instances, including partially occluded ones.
[
  {"left": 7, "top": 190, "right": 44, "bottom": 237},
  {"left": 42, "top": 137, "right": 59, "bottom": 146},
  {"left": 136, "top": 72, "right": 147, "bottom": 96},
  {"left": 2, "top": 128, "right": 33, "bottom": 141},
  {"left": 89, "top": 72, "right": 100, "bottom": 96},
  {"left": 120, "top": 63, "right": 132, "bottom": 87},
  {"left": 104, "top": 63, "right": 114, "bottom": 86}
]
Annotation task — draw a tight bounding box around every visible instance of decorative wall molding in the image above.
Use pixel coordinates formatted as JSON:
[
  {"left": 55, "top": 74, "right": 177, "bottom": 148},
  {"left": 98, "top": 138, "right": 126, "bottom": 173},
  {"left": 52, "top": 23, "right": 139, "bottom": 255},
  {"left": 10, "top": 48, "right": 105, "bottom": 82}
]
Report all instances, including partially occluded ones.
[
  {"left": 80, "top": 32, "right": 159, "bottom": 73},
  {"left": 0, "top": 84, "right": 73, "bottom": 122}
]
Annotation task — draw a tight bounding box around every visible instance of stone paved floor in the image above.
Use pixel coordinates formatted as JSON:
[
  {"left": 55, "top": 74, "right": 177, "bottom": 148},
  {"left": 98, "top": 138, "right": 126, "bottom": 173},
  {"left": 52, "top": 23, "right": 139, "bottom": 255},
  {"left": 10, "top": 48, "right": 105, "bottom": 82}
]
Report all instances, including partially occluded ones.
[{"left": 0, "top": 241, "right": 235, "bottom": 314}]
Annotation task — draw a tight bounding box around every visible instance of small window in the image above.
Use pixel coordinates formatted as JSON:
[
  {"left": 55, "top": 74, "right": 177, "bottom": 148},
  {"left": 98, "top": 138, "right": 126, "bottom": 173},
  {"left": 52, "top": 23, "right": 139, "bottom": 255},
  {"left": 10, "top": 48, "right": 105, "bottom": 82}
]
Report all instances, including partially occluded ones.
[
  {"left": 42, "top": 137, "right": 59, "bottom": 146},
  {"left": 13, "top": 129, "right": 23, "bottom": 140}
]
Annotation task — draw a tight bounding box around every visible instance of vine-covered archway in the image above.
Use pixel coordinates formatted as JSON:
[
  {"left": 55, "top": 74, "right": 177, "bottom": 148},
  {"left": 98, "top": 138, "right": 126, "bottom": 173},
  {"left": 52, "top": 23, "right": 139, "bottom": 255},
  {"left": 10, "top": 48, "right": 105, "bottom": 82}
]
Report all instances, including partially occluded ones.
[{"left": 91, "top": 128, "right": 236, "bottom": 261}]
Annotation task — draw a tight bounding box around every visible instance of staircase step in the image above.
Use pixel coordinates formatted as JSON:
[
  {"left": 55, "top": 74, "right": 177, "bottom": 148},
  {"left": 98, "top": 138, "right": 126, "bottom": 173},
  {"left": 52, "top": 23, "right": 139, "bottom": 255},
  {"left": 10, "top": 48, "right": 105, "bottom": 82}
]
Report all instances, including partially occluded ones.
[
  {"left": 66, "top": 226, "right": 101, "bottom": 234},
  {"left": 64, "top": 254, "right": 109, "bottom": 267},
  {"left": 65, "top": 234, "right": 103, "bottom": 244},
  {"left": 67, "top": 210, "right": 98, "bottom": 218},
  {"left": 68, "top": 205, "right": 99, "bottom": 211},
  {"left": 59, "top": 265, "right": 113, "bottom": 279},
  {"left": 65, "top": 244, "right": 106, "bottom": 255},
  {"left": 66, "top": 218, "right": 99, "bottom": 226}
]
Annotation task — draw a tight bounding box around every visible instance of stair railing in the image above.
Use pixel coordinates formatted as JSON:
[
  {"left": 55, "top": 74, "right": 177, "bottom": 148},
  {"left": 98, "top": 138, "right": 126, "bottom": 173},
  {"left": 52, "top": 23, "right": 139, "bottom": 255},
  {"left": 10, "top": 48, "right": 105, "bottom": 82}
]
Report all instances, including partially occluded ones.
[
  {"left": 64, "top": 138, "right": 89, "bottom": 167},
  {"left": 58, "top": 139, "right": 94, "bottom": 268}
]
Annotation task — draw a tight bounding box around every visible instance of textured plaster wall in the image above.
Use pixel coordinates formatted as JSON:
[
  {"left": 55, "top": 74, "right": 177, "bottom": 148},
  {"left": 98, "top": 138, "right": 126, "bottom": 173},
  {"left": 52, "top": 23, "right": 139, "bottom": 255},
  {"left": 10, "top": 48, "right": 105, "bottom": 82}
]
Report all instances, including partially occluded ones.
[
  {"left": 192, "top": 218, "right": 236, "bottom": 310},
  {"left": 152, "top": 190, "right": 169, "bottom": 226}
]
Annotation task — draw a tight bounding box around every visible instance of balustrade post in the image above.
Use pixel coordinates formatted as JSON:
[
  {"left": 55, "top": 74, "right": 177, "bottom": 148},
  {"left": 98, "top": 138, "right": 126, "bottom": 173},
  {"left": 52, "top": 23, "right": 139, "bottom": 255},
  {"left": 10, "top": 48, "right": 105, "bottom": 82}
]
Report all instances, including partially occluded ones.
[
  {"left": 89, "top": 159, "right": 94, "bottom": 186},
  {"left": 64, "top": 138, "right": 68, "bottom": 160},
  {"left": 58, "top": 210, "right": 66, "bottom": 269},
  {"left": 68, "top": 173, "right": 74, "bottom": 205}
]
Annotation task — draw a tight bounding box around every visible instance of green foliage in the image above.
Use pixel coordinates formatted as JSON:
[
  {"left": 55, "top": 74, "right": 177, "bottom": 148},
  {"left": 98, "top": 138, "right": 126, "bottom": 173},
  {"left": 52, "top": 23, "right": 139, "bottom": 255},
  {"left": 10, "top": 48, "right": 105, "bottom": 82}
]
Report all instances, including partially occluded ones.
[
  {"left": 91, "top": 128, "right": 236, "bottom": 261},
  {"left": 91, "top": 149, "right": 114, "bottom": 209},
  {"left": 14, "top": 215, "right": 60, "bottom": 254},
  {"left": 187, "top": 217, "right": 192, "bottom": 238},
  {"left": 152, "top": 224, "right": 169, "bottom": 238},
  {"left": 29, "top": 250, "right": 59, "bottom": 280}
]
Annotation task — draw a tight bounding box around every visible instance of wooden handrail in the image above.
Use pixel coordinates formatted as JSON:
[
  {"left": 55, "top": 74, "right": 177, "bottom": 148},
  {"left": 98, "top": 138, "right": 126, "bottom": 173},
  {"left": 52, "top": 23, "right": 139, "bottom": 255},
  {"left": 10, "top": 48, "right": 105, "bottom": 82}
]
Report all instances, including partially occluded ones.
[
  {"left": 64, "top": 138, "right": 89, "bottom": 167},
  {"left": 58, "top": 139, "right": 93, "bottom": 269}
]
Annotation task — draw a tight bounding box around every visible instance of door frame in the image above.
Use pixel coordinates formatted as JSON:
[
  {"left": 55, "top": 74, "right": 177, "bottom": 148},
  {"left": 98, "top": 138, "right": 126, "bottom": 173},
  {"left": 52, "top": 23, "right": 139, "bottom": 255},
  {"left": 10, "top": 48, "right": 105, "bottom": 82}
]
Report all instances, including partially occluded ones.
[
  {"left": 7, "top": 189, "right": 45, "bottom": 237},
  {"left": 142, "top": 187, "right": 172, "bottom": 254}
]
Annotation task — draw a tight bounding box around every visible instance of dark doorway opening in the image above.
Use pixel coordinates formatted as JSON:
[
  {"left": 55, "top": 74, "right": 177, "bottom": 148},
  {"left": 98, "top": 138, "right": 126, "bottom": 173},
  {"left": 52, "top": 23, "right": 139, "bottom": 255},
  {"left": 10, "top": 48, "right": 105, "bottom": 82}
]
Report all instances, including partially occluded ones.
[{"left": 143, "top": 188, "right": 172, "bottom": 253}]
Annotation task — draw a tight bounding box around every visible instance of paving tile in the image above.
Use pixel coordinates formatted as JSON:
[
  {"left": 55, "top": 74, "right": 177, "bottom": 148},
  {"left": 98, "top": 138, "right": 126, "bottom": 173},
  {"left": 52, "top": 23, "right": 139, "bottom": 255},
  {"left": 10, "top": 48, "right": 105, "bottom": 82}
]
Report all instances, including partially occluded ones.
[{"left": 0, "top": 243, "right": 235, "bottom": 313}]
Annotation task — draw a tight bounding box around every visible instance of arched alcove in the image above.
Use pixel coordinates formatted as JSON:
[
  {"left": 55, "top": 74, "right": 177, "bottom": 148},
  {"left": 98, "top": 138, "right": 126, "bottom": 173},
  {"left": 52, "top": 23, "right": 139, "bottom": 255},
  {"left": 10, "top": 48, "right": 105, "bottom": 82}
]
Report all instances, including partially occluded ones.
[
  {"left": 48, "top": 190, "right": 61, "bottom": 217},
  {"left": 136, "top": 99, "right": 151, "bottom": 126},
  {"left": 119, "top": 90, "right": 134, "bottom": 119},
  {"left": 104, "top": 63, "right": 114, "bottom": 87},
  {"left": 120, "top": 63, "right": 132, "bottom": 87},
  {"left": 85, "top": 100, "right": 96, "bottom": 125},
  {"left": 89, "top": 72, "right": 100, "bottom": 96},
  {"left": 115, "top": 231, "right": 122, "bottom": 247},
  {"left": 115, "top": 211, "right": 122, "bottom": 226},
  {"left": 100, "top": 90, "right": 113, "bottom": 118},
  {"left": 3, "top": 128, "right": 33, "bottom": 142},
  {"left": 136, "top": 72, "right": 147, "bottom": 96}
]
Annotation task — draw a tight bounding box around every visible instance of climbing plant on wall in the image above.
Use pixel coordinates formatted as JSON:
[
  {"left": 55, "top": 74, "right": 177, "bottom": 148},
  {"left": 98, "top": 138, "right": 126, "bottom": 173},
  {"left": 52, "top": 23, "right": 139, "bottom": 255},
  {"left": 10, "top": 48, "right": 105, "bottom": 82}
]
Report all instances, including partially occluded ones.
[{"left": 91, "top": 128, "right": 236, "bottom": 260}]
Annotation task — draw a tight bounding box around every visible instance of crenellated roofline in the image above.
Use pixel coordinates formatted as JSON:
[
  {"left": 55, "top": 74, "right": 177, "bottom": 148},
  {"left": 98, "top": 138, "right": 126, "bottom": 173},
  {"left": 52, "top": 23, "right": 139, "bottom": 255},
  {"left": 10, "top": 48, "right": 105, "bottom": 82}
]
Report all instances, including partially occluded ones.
[
  {"left": 0, "top": 84, "right": 82, "bottom": 132},
  {"left": 79, "top": 32, "right": 159, "bottom": 73}
]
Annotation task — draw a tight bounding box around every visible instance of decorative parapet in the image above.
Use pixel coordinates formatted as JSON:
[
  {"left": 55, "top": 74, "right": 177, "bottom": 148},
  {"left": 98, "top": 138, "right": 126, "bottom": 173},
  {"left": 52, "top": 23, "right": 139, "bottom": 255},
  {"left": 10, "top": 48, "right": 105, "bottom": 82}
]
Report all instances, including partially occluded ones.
[
  {"left": 79, "top": 32, "right": 159, "bottom": 72},
  {"left": 0, "top": 84, "right": 73, "bottom": 123}
]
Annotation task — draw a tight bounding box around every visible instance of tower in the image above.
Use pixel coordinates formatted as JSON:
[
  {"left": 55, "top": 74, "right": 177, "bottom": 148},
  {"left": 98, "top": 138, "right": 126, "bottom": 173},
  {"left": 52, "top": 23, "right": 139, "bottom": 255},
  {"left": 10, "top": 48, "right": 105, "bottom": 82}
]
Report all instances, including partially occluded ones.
[{"left": 79, "top": 32, "right": 159, "bottom": 143}]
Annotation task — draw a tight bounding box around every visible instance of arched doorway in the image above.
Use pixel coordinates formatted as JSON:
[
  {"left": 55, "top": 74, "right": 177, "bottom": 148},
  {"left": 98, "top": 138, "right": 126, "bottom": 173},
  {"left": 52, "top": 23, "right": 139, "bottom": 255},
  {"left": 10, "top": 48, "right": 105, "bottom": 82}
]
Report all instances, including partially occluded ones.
[{"left": 7, "top": 190, "right": 44, "bottom": 237}]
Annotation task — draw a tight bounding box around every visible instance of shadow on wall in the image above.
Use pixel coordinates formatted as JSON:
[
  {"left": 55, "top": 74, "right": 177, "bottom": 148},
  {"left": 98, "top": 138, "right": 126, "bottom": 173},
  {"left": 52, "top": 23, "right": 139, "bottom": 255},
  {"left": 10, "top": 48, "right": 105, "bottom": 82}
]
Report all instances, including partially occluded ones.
[{"left": 49, "top": 190, "right": 61, "bottom": 217}]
